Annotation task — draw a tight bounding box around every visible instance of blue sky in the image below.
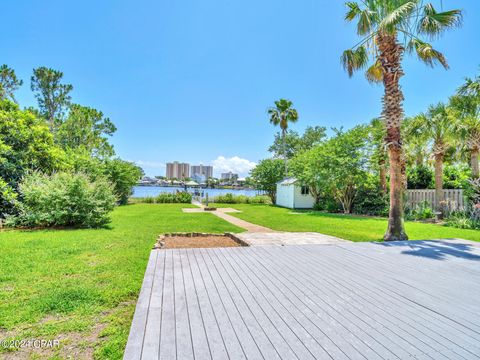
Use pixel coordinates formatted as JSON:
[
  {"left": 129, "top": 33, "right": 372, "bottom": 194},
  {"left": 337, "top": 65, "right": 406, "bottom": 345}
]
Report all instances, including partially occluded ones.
[{"left": 4, "top": 0, "right": 480, "bottom": 176}]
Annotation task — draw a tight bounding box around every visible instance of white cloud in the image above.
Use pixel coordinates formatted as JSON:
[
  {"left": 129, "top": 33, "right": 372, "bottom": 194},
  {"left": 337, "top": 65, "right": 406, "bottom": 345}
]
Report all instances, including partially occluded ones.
[{"left": 211, "top": 156, "right": 257, "bottom": 177}]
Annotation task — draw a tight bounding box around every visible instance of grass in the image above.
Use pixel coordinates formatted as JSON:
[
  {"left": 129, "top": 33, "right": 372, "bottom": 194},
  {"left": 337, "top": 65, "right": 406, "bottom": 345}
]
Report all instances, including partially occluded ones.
[
  {"left": 0, "top": 203, "right": 241, "bottom": 359},
  {"left": 212, "top": 203, "right": 480, "bottom": 242}
]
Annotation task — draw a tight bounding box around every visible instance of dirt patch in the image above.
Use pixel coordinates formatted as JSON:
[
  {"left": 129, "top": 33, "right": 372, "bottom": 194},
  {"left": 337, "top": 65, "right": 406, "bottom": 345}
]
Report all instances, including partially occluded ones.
[{"left": 156, "top": 233, "right": 248, "bottom": 249}]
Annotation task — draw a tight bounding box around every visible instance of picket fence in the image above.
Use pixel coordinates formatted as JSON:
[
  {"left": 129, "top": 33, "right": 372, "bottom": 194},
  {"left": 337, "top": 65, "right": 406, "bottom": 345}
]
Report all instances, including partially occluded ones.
[{"left": 405, "top": 189, "right": 464, "bottom": 211}]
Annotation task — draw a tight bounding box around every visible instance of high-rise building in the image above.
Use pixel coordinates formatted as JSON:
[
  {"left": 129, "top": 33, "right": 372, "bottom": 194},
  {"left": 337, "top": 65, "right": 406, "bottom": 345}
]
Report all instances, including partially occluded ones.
[
  {"left": 191, "top": 164, "right": 213, "bottom": 180},
  {"left": 221, "top": 172, "right": 238, "bottom": 181},
  {"left": 166, "top": 161, "right": 190, "bottom": 179}
]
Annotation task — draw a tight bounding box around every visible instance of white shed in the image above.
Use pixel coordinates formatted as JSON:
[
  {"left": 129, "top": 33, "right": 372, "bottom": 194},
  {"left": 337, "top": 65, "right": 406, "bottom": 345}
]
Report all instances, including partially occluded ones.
[{"left": 275, "top": 178, "right": 315, "bottom": 209}]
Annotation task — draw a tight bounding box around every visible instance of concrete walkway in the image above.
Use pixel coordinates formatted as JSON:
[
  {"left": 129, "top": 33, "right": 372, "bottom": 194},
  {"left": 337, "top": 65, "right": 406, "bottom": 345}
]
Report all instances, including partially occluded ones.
[
  {"left": 184, "top": 203, "right": 347, "bottom": 246},
  {"left": 185, "top": 202, "right": 275, "bottom": 232}
]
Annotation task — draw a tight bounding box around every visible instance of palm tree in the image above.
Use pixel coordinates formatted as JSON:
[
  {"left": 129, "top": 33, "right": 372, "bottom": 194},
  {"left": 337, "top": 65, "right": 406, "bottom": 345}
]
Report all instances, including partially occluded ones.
[
  {"left": 268, "top": 99, "right": 299, "bottom": 176},
  {"left": 452, "top": 76, "right": 480, "bottom": 178},
  {"left": 403, "top": 116, "right": 430, "bottom": 168},
  {"left": 411, "top": 103, "right": 456, "bottom": 216},
  {"left": 342, "top": 1, "right": 462, "bottom": 241},
  {"left": 369, "top": 118, "right": 388, "bottom": 194}
]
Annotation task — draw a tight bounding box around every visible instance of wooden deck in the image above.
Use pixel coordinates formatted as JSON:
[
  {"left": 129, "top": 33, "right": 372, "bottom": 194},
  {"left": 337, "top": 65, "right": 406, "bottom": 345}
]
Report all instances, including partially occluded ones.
[{"left": 124, "top": 240, "right": 480, "bottom": 359}]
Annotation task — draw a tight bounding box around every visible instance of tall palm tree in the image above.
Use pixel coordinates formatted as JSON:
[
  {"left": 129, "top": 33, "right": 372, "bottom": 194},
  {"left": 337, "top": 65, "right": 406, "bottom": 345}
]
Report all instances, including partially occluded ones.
[
  {"left": 411, "top": 103, "right": 456, "bottom": 216},
  {"left": 268, "top": 99, "right": 299, "bottom": 176},
  {"left": 342, "top": 1, "right": 462, "bottom": 241}
]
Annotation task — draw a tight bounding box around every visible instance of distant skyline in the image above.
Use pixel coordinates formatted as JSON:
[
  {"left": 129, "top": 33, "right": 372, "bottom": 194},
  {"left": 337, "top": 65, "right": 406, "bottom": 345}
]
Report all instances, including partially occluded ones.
[{"left": 4, "top": 0, "right": 480, "bottom": 176}]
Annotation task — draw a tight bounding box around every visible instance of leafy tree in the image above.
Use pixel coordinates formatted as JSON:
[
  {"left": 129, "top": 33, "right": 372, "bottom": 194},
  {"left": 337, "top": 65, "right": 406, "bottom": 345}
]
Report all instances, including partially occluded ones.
[
  {"left": 31, "top": 67, "right": 73, "bottom": 131},
  {"left": 269, "top": 126, "right": 326, "bottom": 159},
  {"left": 249, "top": 158, "right": 284, "bottom": 203},
  {"left": 0, "top": 100, "right": 66, "bottom": 190},
  {"left": 0, "top": 65, "right": 23, "bottom": 102},
  {"left": 291, "top": 126, "right": 370, "bottom": 213},
  {"left": 410, "top": 103, "right": 457, "bottom": 216},
  {"left": 342, "top": 1, "right": 462, "bottom": 240},
  {"left": 103, "top": 159, "right": 143, "bottom": 205},
  {"left": 57, "top": 104, "right": 117, "bottom": 157},
  {"left": 268, "top": 99, "right": 299, "bottom": 176}
]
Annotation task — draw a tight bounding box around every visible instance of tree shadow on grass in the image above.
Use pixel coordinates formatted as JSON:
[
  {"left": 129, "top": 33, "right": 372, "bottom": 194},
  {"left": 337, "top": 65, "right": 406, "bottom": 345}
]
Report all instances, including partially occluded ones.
[{"left": 374, "top": 240, "right": 480, "bottom": 261}]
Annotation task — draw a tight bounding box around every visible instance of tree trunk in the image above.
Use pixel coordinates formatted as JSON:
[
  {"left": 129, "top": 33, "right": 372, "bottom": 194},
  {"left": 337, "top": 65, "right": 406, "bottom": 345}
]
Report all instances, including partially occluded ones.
[
  {"left": 434, "top": 153, "right": 444, "bottom": 217},
  {"left": 379, "top": 159, "right": 387, "bottom": 194},
  {"left": 471, "top": 148, "right": 479, "bottom": 178},
  {"left": 282, "top": 129, "right": 288, "bottom": 177},
  {"left": 378, "top": 33, "right": 408, "bottom": 241}
]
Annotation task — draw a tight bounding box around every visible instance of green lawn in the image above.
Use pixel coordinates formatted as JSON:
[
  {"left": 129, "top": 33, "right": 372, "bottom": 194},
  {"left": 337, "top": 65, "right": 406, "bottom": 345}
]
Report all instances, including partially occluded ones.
[
  {"left": 0, "top": 203, "right": 241, "bottom": 359},
  {"left": 212, "top": 203, "right": 480, "bottom": 242}
]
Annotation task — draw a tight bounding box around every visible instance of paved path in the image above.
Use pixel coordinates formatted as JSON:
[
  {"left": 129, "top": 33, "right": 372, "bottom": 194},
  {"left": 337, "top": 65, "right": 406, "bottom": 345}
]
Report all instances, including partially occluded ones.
[
  {"left": 235, "top": 232, "right": 348, "bottom": 246},
  {"left": 184, "top": 204, "right": 347, "bottom": 244},
  {"left": 124, "top": 239, "right": 480, "bottom": 360}
]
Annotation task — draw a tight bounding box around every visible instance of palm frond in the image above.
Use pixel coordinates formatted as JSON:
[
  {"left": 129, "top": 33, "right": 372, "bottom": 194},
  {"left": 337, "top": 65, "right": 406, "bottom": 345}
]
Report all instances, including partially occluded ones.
[
  {"left": 458, "top": 77, "right": 480, "bottom": 97},
  {"left": 357, "top": 9, "right": 376, "bottom": 35},
  {"left": 341, "top": 46, "right": 369, "bottom": 77},
  {"left": 379, "top": 1, "right": 418, "bottom": 33},
  {"left": 365, "top": 61, "right": 383, "bottom": 84},
  {"left": 407, "top": 39, "right": 448, "bottom": 69},
  {"left": 418, "top": 4, "right": 462, "bottom": 38},
  {"left": 345, "top": 2, "right": 362, "bottom": 21}
]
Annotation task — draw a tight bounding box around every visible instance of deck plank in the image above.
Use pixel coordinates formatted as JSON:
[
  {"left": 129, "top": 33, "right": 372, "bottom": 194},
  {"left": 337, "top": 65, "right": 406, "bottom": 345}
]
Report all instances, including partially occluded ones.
[{"left": 124, "top": 241, "right": 480, "bottom": 360}]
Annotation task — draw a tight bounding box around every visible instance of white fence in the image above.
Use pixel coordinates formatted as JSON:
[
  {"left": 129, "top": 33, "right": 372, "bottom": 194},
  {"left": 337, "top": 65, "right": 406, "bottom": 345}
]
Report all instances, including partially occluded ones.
[{"left": 406, "top": 189, "right": 464, "bottom": 211}]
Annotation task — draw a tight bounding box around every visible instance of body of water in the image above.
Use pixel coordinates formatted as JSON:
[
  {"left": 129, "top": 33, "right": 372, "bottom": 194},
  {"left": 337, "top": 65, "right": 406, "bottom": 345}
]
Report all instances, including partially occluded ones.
[{"left": 132, "top": 186, "right": 263, "bottom": 198}]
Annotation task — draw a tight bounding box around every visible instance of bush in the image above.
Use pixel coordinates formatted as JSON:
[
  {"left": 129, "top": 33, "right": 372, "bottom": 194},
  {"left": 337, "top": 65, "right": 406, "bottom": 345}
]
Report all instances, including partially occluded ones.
[
  {"left": 6, "top": 172, "right": 116, "bottom": 228},
  {"left": 407, "top": 165, "right": 434, "bottom": 189},
  {"left": 210, "top": 193, "right": 270, "bottom": 204},
  {"left": 0, "top": 179, "right": 18, "bottom": 218},
  {"left": 443, "top": 164, "right": 471, "bottom": 189},
  {"left": 352, "top": 177, "right": 389, "bottom": 216},
  {"left": 405, "top": 201, "right": 435, "bottom": 221},
  {"left": 155, "top": 192, "right": 192, "bottom": 203}
]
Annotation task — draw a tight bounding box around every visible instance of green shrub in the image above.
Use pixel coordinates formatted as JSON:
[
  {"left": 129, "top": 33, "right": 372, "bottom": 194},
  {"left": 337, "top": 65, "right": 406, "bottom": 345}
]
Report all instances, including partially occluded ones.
[
  {"left": 353, "top": 177, "right": 389, "bottom": 216},
  {"left": 155, "top": 192, "right": 192, "bottom": 203},
  {"left": 175, "top": 191, "right": 193, "bottom": 203},
  {"left": 445, "top": 206, "right": 480, "bottom": 230},
  {"left": 0, "top": 178, "right": 18, "bottom": 217},
  {"left": 6, "top": 172, "right": 116, "bottom": 228},
  {"left": 407, "top": 165, "right": 434, "bottom": 189},
  {"left": 405, "top": 201, "right": 435, "bottom": 221},
  {"left": 210, "top": 193, "right": 270, "bottom": 204}
]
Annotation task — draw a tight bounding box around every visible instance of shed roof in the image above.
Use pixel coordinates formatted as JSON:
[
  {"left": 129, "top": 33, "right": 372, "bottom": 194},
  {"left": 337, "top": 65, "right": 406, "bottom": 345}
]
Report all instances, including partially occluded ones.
[{"left": 277, "top": 177, "right": 299, "bottom": 186}]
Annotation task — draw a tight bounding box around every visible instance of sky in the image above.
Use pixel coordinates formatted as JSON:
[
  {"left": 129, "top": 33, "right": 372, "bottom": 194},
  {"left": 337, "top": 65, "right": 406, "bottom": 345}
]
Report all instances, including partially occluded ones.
[{"left": 4, "top": 0, "right": 480, "bottom": 177}]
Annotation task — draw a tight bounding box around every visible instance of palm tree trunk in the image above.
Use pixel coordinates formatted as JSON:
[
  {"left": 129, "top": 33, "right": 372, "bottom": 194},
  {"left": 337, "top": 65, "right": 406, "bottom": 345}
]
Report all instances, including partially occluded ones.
[
  {"left": 434, "top": 153, "right": 444, "bottom": 217},
  {"left": 378, "top": 33, "right": 408, "bottom": 241},
  {"left": 471, "top": 148, "right": 479, "bottom": 178},
  {"left": 282, "top": 129, "right": 288, "bottom": 177}
]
